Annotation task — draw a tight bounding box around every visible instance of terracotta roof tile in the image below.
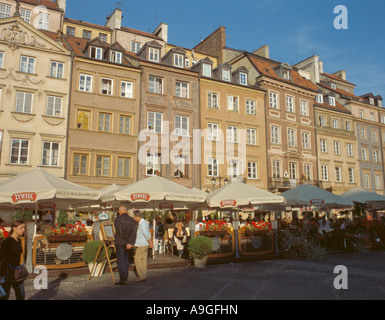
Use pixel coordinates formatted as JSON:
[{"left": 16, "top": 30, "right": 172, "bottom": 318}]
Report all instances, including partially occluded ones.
[
  {"left": 120, "top": 26, "right": 162, "bottom": 40},
  {"left": 64, "top": 18, "right": 112, "bottom": 32},
  {"left": 247, "top": 54, "right": 319, "bottom": 92},
  {"left": 20, "top": 0, "right": 61, "bottom": 11},
  {"left": 318, "top": 83, "right": 368, "bottom": 103},
  {"left": 314, "top": 100, "right": 351, "bottom": 114},
  {"left": 322, "top": 73, "right": 356, "bottom": 86}
]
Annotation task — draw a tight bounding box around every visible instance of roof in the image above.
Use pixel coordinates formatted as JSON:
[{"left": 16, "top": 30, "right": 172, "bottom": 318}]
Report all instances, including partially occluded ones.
[
  {"left": 247, "top": 53, "right": 319, "bottom": 92},
  {"left": 314, "top": 100, "right": 351, "bottom": 114},
  {"left": 120, "top": 26, "right": 162, "bottom": 41},
  {"left": 64, "top": 18, "right": 112, "bottom": 32},
  {"left": 20, "top": 0, "right": 62, "bottom": 11},
  {"left": 322, "top": 73, "right": 356, "bottom": 86},
  {"left": 318, "top": 83, "right": 369, "bottom": 104}
]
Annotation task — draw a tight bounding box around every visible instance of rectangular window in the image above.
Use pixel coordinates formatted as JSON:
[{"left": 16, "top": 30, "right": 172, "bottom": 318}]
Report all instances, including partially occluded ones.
[
  {"left": 98, "top": 113, "right": 111, "bottom": 132},
  {"left": 174, "top": 115, "right": 189, "bottom": 136},
  {"left": 73, "top": 154, "right": 88, "bottom": 175},
  {"left": 90, "top": 47, "right": 103, "bottom": 60},
  {"left": 208, "top": 92, "right": 219, "bottom": 109},
  {"left": 66, "top": 26, "right": 75, "bottom": 36},
  {"left": 46, "top": 96, "right": 62, "bottom": 117},
  {"left": 289, "top": 162, "right": 297, "bottom": 179},
  {"left": 174, "top": 155, "right": 188, "bottom": 178},
  {"left": 286, "top": 96, "right": 294, "bottom": 113},
  {"left": 227, "top": 126, "right": 238, "bottom": 143},
  {"left": 246, "top": 100, "right": 256, "bottom": 115},
  {"left": 0, "top": 52, "right": 4, "bottom": 69},
  {"left": 363, "top": 174, "right": 370, "bottom": 189},
  {"left": 228, "top": 159, "right": 243, "bottom": 178},
  {"left": 304, "top": 165, "right": 312, "bottom": 181},
  {"left": 146, "top": 153, "right": 161, "bottom": 176},
  {"left": 334, "top": 141, "right": 341, "bottom": 155},
  {"left": 99, "top": 33, "right": 107, "bottom": 42},
  {"left": 381, "top": 115, "right": 385, "bottom": 124},
  {"left": 321, "top": 165, "right": 328, "bottom": 181},
  {"left": 208, "top": 123, "right": 219, "bottom": 141},
  {"left": 83, "top": 30, "right": 92, "bottom": 39},
  {"left": 359, "top": 110, "right": 364, "bottom": 119},
  {"left": 202, "top": 64, "right": 211, "bottom": 77},
  {"left": 101, "top": 78, "right": 113, "bottom": 95},
  {"left": 360, "top": 127, "right": 366, "bottom": 140},
  {"left": 373, "top": 151, "right": 379, "bottom": 163},
  {"left": 239, "top": 72, "right": 247, "bottom": 85},
  {"left": 42, "top": 142, "right": 59, "bottom": 166},
  {"left": 38, "top": 13, "right": 49, "bottom": 30},
  {"left": 332, "top": 119, "right": 339, "bottom": 129},
  {"left": 287, "top": 129, "right": 296, "bottom": 147},
  {"left": 271, "top": 126, "right": 280, "bottom": 144},
  {"left": 375, "top": 175, "right": 382, "bottom": 190},
  {"left": 335, "top": 167, "right": 342, "bottom": 182},
  {"left": 121, "top": 81, "right": 133, "bottom": 98},
  {"left": 119, "top": 115, "right": 131, "bottom": 135},
  {"left": 175, "top": 81, "right": 189, "bottom": 98},
  {"left": 147, "top": 111, "right": 163, "bottom": 133},
  {"left": 371, "top": 129, "right": 377, "bottom": 141},
  {"left": 10, "top": 139, "right": 29, "bottom": 165},
  {"left": 316, "top": 94, "right": 323, "bottom": 104},
  {"left": 346, "top": 121, "right": 352, "bottom": 131},
  {"left": 362, "top": 149, "right": 367, "bottom": 161},
  {"left": 300, "top": 100, "right": 308, "bottom": 116},
  {"left": 347, "top": 143, "right": 353, "bottom": 157},
  {"left": 320, "top": 139, "right": 327, "bottom": 153},
  {"left": 76, "top": 109, "right": 91, "bottom": 130},
  {"left": 272, "top": 160, "right": 281, "bottom": 178},
  {"left": 117, "top": 157, "right": 131, "bottom": 178},
  {"left": 20, "top": 9, "right": 31, "bottom": 23},
  {"left": 348, "top": 168, "right": 354, "bottom": 183},
  {"left": 148, "top": 76, "right": 163, "bottom": 94},
  {"left": 208, "top": 158, "right": 218, "bottom": 177},
  {"left": 110, "top": 51, "right": 122, "bottom": 64},
  {"left": 227, "top": 96, "right": 239, "bottom": 112},
  {"left": 0, "top": 4, "right": 11, "bottom": 18},
  {"left": 222, "top": 69, "right": 231, "bottom": 81},
  {"left": 20, "top": 56, "right": 35, "bottom": 74},
  {"left": 79, "top": 74, "right": 93, "bottom": 92},
  {"left": 149, "top": 48, "right": 159, "bottom": 62},
  {"left": 174, "top": 54, "right": 184, "bottom": 68},
  {"left": 248, "top": 162, "right": 258, "bottom": 180},
  {"left": 50, "top": 61, "right": 64, "bottom": 78},
  {"left": 270, "top": 92, "right": 278, "bottom": 109},
  {"left": 16, "top": 92, "right": 33, "bottom": 113},
  {"left": 131, "top": 41, "right": 141, "bottom": 53},
  {"left": 319, "top": 116, "right": 326, "bottom": 127},
  {"left": 302, "top": 132, "right": 310, "bottom": 149},
  {"left": 328, "top": 96, "right": 336, "bottom": 106},
  {"left": 96, "top": 156, "right": 110, "bottom": 177},
  {"left": 247, "top": 128, "right": 257, "bottom": 145}
]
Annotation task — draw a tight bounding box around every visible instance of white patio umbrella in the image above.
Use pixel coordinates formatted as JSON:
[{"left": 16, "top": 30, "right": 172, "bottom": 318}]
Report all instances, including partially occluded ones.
[
  {"left": 281, "top": 184, "right": 353, "bottom": 208},
  {"left": 341, "top": 188, "right": 385, "bottom": 209},
  {"left": 0, "top": 167, "right": 100, "bottom": 213}
]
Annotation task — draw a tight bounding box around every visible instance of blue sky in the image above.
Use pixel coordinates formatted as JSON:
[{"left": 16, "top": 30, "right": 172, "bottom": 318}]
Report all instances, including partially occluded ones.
[{"left": 67, "top": 0, "right": 385, "bottom": 97}]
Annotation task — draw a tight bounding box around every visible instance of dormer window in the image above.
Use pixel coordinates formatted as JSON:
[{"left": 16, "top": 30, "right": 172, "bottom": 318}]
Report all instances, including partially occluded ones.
[
  {"left": 379, "top": 100, "right": 383, "bottom": 108},
  {"left": 222, "top": 69, "right": 231, "bottom": 81},
  {"left": 283, "top": 70, "right": 290, "bottom": 80},
  {"left": 90, "top": 47, "right": 103, "bottom": 60},
  {"left": 328, "top": 96, "right": 336, "bottom": 106},
  {"left": 149, "top": 48, "right": 159, "bottom": 62},
  {"left": 174, "top": 54, "right": 184, "bottom": 68},
  {"left": 203, "top": 63, "right": 212, "bottom": 77},
  {"left": 331, "top": 83, "right": 337, "bottom": 89},
  {"left": 239, "top": 72, "right": 248, "bottom": 85},
  {"left": 316, "top": 94, "right": 323, "bottom": 104},
  {"left": 369, "top": 98, "right": 374, "bottom": 105},
  {"left": 185, "top": 57, "right": 190, "bottom": 68},
  {"left": 110, "top": 51, "right": 122, "bottom": 64}
]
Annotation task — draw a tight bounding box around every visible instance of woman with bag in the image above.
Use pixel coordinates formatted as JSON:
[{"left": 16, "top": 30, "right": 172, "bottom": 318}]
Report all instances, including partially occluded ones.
[{"left": 0, "top": 220, "right": 27, "bottom": 300}]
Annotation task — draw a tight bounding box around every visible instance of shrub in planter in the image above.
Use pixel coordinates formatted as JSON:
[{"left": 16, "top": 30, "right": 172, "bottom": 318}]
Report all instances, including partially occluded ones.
[{"left": 188, "top": 236, "right": 213, "bottom": 268}]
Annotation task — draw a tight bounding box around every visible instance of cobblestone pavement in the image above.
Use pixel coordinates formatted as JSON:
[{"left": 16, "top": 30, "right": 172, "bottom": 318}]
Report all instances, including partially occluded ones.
[{"left": 11, "top": 250, "right": 385, "bottom": 300}]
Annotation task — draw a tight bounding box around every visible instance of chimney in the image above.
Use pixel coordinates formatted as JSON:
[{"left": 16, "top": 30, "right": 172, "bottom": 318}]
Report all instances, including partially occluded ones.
[
  {"left": 106, "top": 8, "right": 122, "bottom": 30},
  {"left": 332, "top": 70, "right": 347, "bottom": 81},
  {"left": 56, "top": 0, "right": 66, "bottom": 13},
  {"left": 153, "top": 23, "right": 168, "bottom": 43},
  {"left": 318, "top": 60, "right": 324, "bottom": 74},
  {"left": 253, "top": 45, "right": 269, "bottom": 59}
]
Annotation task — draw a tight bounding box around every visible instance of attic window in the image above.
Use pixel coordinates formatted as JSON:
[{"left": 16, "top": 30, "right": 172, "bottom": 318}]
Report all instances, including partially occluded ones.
[
  {"left": 331, "top": 83, "right": 337, "bottom": 89},
  {"left": 222, "top": 68, "right": 231, "bottom": 81},
  {"left": 239, "top": 72, "right": 248, "bottom": 85},
  {"left": 202, "top": 63, "right": 212, "bottom": 77},
  {"left": 282, "top": 70, "right": 290, "bottom": 80},
  {"left": 369, "top": 98, "right": 374, "bottom": 105},
  {"left": 328, "top": 96, "right": 336, "bottom": 106},
  {"left": 316, "top": 94, "right": 323, "bottom": 104},
  {"left": 149, "top": 48, "right": 159, "bottom": 62},
  {"left": 110, "top": 51, "right": 122, "bottom": 64},
  {"left": 90, "top": 47, "right": 103, "bottom": 60},
  {"left": 174, "top": 54, "right": 184, "bottom": 68},
  {"left": 379, "top": 100, "right": 383, "bottom": 108}
]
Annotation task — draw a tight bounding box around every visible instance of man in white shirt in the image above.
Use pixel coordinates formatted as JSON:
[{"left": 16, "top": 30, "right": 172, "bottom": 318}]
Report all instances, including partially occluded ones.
[{"left": 133, "top": 211, "right": 153, "bottom": 282}]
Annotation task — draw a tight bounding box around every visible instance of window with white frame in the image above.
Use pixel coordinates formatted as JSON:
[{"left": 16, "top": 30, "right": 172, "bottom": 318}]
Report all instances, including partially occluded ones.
[
  {"left": 117, "top": 157, "right": 131, "bottom": 178},
  {"left": 174, "top": 54, "right": 184, "bottom": 68},
  {"left": 227, "top": 96, "right": 239, "bottom": 112},
  {"left": 328, "top": 96, "right": 336, "bottom": 106},
  {"left": 270, "top": 92, "right": 278, "bottom": 109},
  {"left": 38, "top": 13, "right": 49, "bottom": 30},
  {"left": 42, "top": 142, "right": 59, "bottom": 166},
  {"left": 46, "top": 96, "right": 62, "bottom": 117},
  {"left": 148, "top": 76, "right": 163, "bottom": 94},
  {"left": 347, "top": 143, "right": 353, "bottom": 157},
  {"left": 227, "top": 126, "right": 239, "bottom": 143},
  {"left": 119, "top": 115, "right": 131, "bottom": 135},
  {"left": 174, "top": 115, "right": 189, "bottom": 136},
  {"left": 360, "top": 127, "right": 366, "bottom": 139},
  {"left": 175, "top": 81, "right": 189, "bottom": 98},
  {"left": 286, "top": 96, "right": 294, "bottom": 113},
  {"left": 369, "top": 98, "right": 374, "bottom": 105},
  {"left": 98, "top": 112, "right": 111, "bottom": 132},
  {"left": 0, "top": 4, "right": 11, "bottom": 18},
  {"left": 121, "top": 81, "right": 133, "bottom": 98},
  {"left": 147, "top": 111, "right": 163, "bottom": 133},
  {"left": 20, "top": 56, "right": 35, "bottom": 74},
  {"left": 319, "top": 116, "right": 326, "bottom": 127},
  {"left": 375, "top": 175, "right": 382, "bottom": 190},
  {"left": 99, "top": 33, "right": 107, "bottom": 43},
  {"left": 10, "top": 139, "right": 29, "bottom": 165},
  {"left": 304, "top": 164, "right": 312, "bottom": 181},
  {"left": 363, "top": 174, "right": 370, "bottom": 189},
  {"left": 373, "top": 150, "right": 379, "bottom": 163},
  {"left": 16, "top": 91, "right": 33, "bottom": 113},
  {"left": 228, "top": 159, "right": 243, "bottom": 178},
  {"left": 96, "top": 155, "right": 111, "bottom": 177},
  {"left": 381, "top": 115, "right": 385, "bottom": 124},
  {"left": 239, "top": 72, "right": 247, "bottom": 85},
  {"left": 149, "top": 48, "right": 159, "bottom": 62},
  {"left": 345, "top": 121, "right": 352, "bottom": 131},
  {"left": 320, "top": 139, "right": 327, "bottom": 153},
  {"left": 334, "top": 141, "right": 341, "bottom": 155},
  {"left": 131, "top": 41, "right": 141, "bottom": 53},
  {"left": 208, "top": 123, "right": 219, "bottom": 141},
  {"left": 271, "top": 126, "right": 280, "bottom": 144},
  {"left": 208, "top": 158, "right": 219, "bottom": 177},
  {"left": 248, "top": 162, "right": 258, "bottom": 180},
  {"left": 348, "top": 168, "right": 354, "bottom": 183},
  {"left": 208, "top": 91, "right": 219, "bottom": 109},
  {"left": 50, "top": 61, "right": 64, "bottom": 79},
  {"left": 246, "top": 99, "right": 256, "bottom": 115},
  {"left": 20, "top": 9, "right": 31, "bottom": 23},
  {"left": 174, "top": 155, "right": 188, "bottom": 178},
  {"left": 202, "top": 63, "right": 212, "bottom": 77},
  {"left": 379, "top": 100, "right": 383, "bottom": 108},
  {"left": 101, "top": 78, "right": 113, "bottom": 95},
  {"left": 335, "top": 167, "right": 342, "bottom": 182},
  {"left": 247, "top": 128, "right": 257, "bottom": 145},
  {"left": 146, "top": 153, "right": 161, "bottom": 176},
  {"left": 287, "top": 129, "right": 296, "bottom": 147},
  {"left": 359, "top": 110, "right": 364, "bottom": 119},
  {"left": 79, "top": 74, "right": 93, "bottom": 92},
  {"left": 332, "top": 119, "right": 339, "bottom": 129},
  {"left": 362, "top": 149, "right": 368, "bottom": 161},
  {"left": 185, "top": 57, "right": 190, "bottom": 68},
  {"left": 302, "top": 132, "right": 310, "bottom": 149},
  {"left": 110, "top": 51, "right": 122, "bottom": 64},
  {"left": 321, "top": 165, "right": 328, "bottom": 181},
  {"left": 289, "top": 162, "right": 297, "bottom": 179},
  {"left": 0, "top": 52, "right": 4, "bottom": 69},
  {"left": 300, "top": 100, "right": 308, "bottom": 116},
  {"left": 370, "top": 112, "right": 375, "bottom": 121},
  {"left": 272, "top": 160, "right": 281, "bottom": 178},
  {"left": 371, "top": 129, "right": 377, "bottom": 141},
  {"left": 90, "top": 47, "right": 103, "bottom": 60},
  {"left": 222, "top": 69, "right": 231, "bottom": 81},
  {"left": 331, "top": 83, "right": 337, "bottom": 89},
  {"left": 316, "top": 94, "right": 323, "bottom": 104}
]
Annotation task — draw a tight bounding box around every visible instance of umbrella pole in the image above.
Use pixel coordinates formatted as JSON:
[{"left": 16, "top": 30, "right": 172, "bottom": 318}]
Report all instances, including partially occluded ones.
[{"left": 152, "top": 201, "right": 156, "bottom": 260}]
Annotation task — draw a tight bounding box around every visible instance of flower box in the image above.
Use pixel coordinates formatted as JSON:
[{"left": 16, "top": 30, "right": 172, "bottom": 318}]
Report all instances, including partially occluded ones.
[
  {"left": 199, "top": 231, "right": 227, "bottom": 237},
  {"left": 47, "top": 235, "right": 88, "bottom": 243}
]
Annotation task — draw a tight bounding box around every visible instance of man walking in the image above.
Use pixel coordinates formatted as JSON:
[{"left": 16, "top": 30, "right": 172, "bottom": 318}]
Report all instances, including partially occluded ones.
[
  {"left": 133, "top": 211, "right": 153, "bottom": 282},
  {"left": 114, "top": 206, "right": 137, "bottom": 285}
]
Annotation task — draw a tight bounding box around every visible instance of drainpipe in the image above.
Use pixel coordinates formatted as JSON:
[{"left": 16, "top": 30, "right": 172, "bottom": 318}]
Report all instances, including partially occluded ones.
[{"left": 137, "top": 66, "right": 144, "bottom": 182}]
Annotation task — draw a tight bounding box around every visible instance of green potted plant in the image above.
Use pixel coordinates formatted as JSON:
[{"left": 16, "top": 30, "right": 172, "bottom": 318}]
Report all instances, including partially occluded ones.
[
  {"left": 188, "top": 236, "right": 213, "bottom": 268},
  {"left": 83, "top": 241, "right": 113, "bottom": 277}
]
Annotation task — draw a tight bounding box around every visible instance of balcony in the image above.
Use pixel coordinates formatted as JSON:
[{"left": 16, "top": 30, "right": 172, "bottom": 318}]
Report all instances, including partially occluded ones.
[{"left": 268, "top": 178, "right": 320, "bottom": 192}]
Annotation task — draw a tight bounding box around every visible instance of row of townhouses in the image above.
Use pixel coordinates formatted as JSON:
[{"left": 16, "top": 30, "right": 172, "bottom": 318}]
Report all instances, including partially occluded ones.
[{"left": 0, "top": 0, "right": 383, "bottom": 196}]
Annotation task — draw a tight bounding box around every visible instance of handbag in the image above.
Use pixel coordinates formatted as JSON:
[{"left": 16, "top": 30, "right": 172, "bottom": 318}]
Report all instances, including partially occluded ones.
[{"left": 6, "top": 264, "right": 29, "bottom": 282}]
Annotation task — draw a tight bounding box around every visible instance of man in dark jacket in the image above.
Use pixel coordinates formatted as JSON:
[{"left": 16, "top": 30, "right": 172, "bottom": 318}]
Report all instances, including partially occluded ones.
[{"left": 114, "top": 206, "right": 137, "bottom": 285}]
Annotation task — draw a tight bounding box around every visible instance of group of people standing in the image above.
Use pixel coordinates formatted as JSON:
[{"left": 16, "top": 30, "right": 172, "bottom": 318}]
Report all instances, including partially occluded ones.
[{"left": 114, "top": 206, "right": 153, "bottom": 285}]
